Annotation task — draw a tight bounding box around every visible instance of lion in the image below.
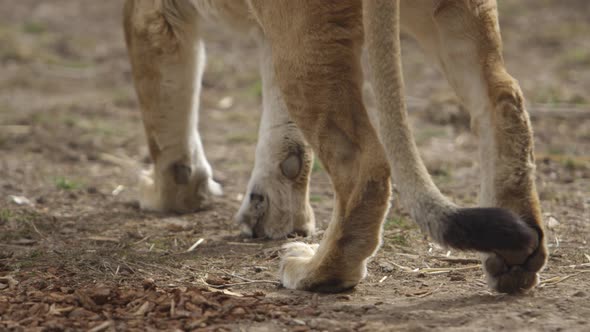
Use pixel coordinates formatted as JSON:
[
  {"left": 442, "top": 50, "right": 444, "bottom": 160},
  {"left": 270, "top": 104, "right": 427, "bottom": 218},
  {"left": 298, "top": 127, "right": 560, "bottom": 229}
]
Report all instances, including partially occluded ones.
[{"left": 123, "top": 0, "right": 548, "bottom": 294}]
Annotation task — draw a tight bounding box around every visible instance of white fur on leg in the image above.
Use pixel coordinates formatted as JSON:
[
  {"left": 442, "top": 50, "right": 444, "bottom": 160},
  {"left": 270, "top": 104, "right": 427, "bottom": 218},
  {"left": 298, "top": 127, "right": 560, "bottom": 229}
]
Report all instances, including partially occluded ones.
[
  {"left": 139, "top": 168, "right": 163, "bottom": 211},
  {"left": 207, "top": 178, "right": 223, "bottom": 196},
  {"left": 279, "top": 242, "right": 318, "bottom": 289},
  {"left": 138, "top": 166, "right": 222, "bottom": 213},
  {"left": 234, "top": 40, "right": 314, "bottom": 238}
]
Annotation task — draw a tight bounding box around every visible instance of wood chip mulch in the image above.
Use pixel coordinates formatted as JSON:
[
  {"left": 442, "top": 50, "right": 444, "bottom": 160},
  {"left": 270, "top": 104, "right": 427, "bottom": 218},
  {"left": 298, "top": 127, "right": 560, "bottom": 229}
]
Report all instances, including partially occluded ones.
[{"left": 0, "top": 272, "right": 317, "bottom": 331}]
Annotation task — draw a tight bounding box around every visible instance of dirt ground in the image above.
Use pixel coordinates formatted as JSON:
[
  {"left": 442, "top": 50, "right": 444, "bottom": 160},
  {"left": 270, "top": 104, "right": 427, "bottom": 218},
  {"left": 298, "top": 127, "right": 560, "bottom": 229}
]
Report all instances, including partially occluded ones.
[{"left": 1, "top": 1, "right": 589, "bottom": 331}]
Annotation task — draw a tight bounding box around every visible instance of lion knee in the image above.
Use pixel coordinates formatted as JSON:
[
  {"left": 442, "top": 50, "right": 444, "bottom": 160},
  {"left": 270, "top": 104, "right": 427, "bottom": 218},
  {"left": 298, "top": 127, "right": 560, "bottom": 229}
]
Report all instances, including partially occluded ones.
[
  {"left": 125, "top": 0, "right": 198, "bottom": 54},
  {"left": 432, "top": 0, "right": 475, "bottom": 34}
]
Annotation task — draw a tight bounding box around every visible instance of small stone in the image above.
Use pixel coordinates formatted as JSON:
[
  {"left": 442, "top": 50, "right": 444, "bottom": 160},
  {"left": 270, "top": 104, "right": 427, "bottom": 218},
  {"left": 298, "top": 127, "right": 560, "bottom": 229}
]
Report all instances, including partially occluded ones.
[
  {"left": 292, "top": 319, "right": 306, "bottom": 326},
  {"left": 253, "top": 266, "right": 268, "bottom": 273},
  {"left": 449, "top": 273, "right": 466, "bottom": 282},
  {"left": 89, "top": 287, "right": 111, "bottom": 305},
  {"left": 9, "top": 195, "right": 32, "bottom": 205},
  {"left": 378, "top": 261, "right": 394, "bottom": 273},
  {"left": 269, "top": 310, "right": 285, "bottom": 319},
  {"left": 231, "top": 307, "right": 246, "bottom": 315},
  {"left": 205, "top": 276, "right": 227, "bottom": 286},
  {"left": 361, "top": 304, "right": 377, "bottom": 313},
  {"left": 547, "top": 216, "right": 560, "bottom": 229},
  {"left": 142, "top": 278, "right": 156, "bottom": 290},
  {"left": 69, "top": 307, "right": 99, "bottom": 320},
  {"left": 218, "top": 96, "right": 234, "bottom": 109},
  {"left": 572, "top": 291, "right": 587, "bottom": 297},
  {"left": 308, "top": 318, "right": 340, "bottom": 330},
  {"left": 32, "top": 279, "right": 48, "bottom": 290},
  {"left": 60, "top": 287, "right": 74, "bottom": 294},
  {"left": 161, "top": 218, "right": 190, "bottom": 232}
]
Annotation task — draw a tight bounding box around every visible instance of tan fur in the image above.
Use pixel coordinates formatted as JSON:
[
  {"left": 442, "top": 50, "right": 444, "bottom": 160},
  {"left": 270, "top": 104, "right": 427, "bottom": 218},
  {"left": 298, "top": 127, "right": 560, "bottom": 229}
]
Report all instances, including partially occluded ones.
[{"left": 123, "top": 0, "right": 547, "bottom": 293}]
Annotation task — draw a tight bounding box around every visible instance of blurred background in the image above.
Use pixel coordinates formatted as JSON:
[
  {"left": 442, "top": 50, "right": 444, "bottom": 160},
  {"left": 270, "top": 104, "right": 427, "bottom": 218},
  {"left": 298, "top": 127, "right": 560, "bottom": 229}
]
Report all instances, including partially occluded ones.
[
  {"left": 0, "top": 1, "right": 588, "bottom": 330},
  {"left": 1, "top": 0, "right": 587, "bottom": 230}
]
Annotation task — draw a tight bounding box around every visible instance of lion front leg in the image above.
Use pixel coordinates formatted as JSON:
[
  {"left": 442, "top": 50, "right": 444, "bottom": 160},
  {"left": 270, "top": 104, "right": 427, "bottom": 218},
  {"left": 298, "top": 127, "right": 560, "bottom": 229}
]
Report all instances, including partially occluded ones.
[
  {"left": 249, "top": 0, "right": 391, "bottom": 292},
  {"left": 124, "top": 0, "right": 221, "bottom": 213},
  {"left": 234, "top": 40, "right": 315, "bottom": 239}
]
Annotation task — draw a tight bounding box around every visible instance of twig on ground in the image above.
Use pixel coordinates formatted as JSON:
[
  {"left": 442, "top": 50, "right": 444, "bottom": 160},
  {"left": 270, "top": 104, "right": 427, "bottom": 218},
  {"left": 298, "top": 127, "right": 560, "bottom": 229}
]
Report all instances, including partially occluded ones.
[
  {"left": 388, "top": 261, "right": 415, "bottom": 272},
  {"left": 389, "top": 260, "right": 481, "bottom": 275},
  {"left": 98, "top": 152, "right": 139, "bottom": 169},
  {"left": 201, "top": 277, "right": 280, "bottom": 289},
  {"left": 430, "top": 256, "right": 480, "bottom": 264},
  {"left": 415, "top": 283, "right": 445, "bottom": 298},
  {"left": 221, "top": 270, "right": 255, "bottom": 283},
  {"left": 133, "top": 236, "right": 150, "bottom": 245},
  {"left": 226, "top": 242, "right": 264, "bottom": 247},
  {"left": 170, "top": 299, "right": 176, "bottom": 318},
  {"left": 418, "top": 265, "right": 481, "bottom": 275},
  {"left": 187, "top": 238, "right": 204, "bottom": 252},
  {"left": 112, "top": 185, "right": 125, "bottom": 196},
  {"left": 539, "top": 270, "right": 590, "bottom": 287},
  {"left": 133, "top": 301, "right": 152, "bottom": 316},
  {"left": 540, "top": 274, "right": 577, "bottom": 287},
  {"left": 133, "top": 261, "right": 182, "bottom": 277},
  {"left": 88, "top": 321, "right": 113, "bottom": 332},
  {"left": 394, "top": 253, "right": 420, "bottom": 259},
  {"left": 560, "top": 263, "right": 590, "bottom": 269},
  {"left": 206, "top": 280, "right": 280, "bottom": 287},
  {"left": 86, "top": 236, "right": 120, "bottom": 243},
  {"left": 205, "top": 286, "right": 244, "bottom": 297},
  {"left": 28, "top": 219, "right": 45, "bottom": 238}
]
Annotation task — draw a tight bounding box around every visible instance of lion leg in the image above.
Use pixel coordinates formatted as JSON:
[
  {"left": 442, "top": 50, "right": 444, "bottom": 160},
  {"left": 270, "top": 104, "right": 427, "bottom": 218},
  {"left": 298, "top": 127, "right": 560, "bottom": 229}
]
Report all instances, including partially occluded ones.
[
  {"left": 123, "top": 0, "right": 221, "bottom": 212},
  {"left": 235, "top": 40, "right": 315, "bottom": 239},
  {"left": 249, "top": 1, "right": 391, "bottom": 291},
  {"left": 402, "top": 0, "right": 547, "bottom": 293}
]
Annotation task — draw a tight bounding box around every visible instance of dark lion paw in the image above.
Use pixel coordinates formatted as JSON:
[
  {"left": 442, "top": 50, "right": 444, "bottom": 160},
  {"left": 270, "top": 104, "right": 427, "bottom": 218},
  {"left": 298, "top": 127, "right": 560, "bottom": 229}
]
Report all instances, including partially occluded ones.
[{"left": 483, "top": 229, "right": 547, "bottom": 293}]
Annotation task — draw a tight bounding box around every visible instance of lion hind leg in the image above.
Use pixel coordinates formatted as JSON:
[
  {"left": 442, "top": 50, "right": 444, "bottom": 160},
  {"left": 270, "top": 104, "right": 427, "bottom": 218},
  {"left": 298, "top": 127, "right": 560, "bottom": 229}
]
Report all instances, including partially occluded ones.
[
  {"left": 396, "top": 0, "right": 547, "bottom": 293},
  {"left": 124, "top": 0, "right": 221, "bottom": 213},
  {"left": 432, "top": 0, "right": 546, "bottom": 293},
  {"left": 366, "top": 0, "right": 545, "bottom": 293}
]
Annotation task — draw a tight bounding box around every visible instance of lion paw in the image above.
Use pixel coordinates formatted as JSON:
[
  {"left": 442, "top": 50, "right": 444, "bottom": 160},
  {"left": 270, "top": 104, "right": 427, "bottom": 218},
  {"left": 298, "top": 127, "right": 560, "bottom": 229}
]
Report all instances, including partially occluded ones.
[
  {"left": 279, "top": 242, "right": 319, "bottom": 290},
  {"left": 235, "top": 181, "right": 314, "bottom": 239},
  {"left": 138, "top": 167, "right": 222, "bottom": 213},
  {"left": 279, "top": 242, "right": 363, "bottom": 293},
  {"left": 483, "top": 231, "right": 547, "bottom": 293}
]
